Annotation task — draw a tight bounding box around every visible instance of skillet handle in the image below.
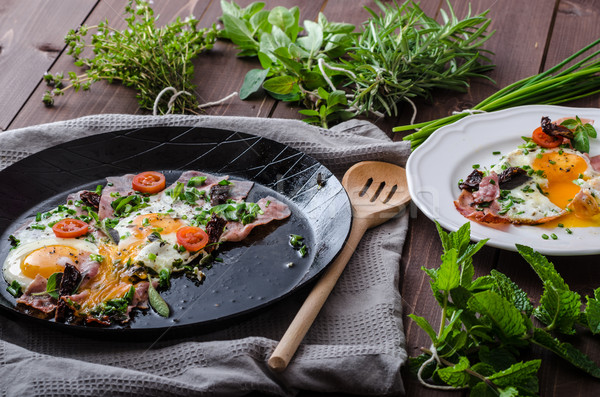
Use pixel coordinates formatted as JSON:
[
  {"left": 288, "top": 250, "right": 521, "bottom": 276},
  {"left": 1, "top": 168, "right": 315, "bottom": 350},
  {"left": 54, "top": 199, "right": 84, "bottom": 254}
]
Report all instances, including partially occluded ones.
[{"left": 268, "top": 218, "right": 369, "bottom": 372}]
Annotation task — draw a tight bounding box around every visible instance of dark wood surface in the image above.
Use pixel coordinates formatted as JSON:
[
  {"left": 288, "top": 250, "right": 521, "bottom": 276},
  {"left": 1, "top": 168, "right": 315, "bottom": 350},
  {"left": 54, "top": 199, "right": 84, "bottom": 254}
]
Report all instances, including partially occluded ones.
[{"left": 2, "top": 1, "right": 600, "bottom": 396}]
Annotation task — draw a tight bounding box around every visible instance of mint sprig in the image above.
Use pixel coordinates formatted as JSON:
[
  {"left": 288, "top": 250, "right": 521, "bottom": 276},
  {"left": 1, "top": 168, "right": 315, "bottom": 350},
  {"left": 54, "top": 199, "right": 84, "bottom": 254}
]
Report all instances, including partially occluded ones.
[{"left": 411, "top": 222, "right": 600, "bottom": 395}]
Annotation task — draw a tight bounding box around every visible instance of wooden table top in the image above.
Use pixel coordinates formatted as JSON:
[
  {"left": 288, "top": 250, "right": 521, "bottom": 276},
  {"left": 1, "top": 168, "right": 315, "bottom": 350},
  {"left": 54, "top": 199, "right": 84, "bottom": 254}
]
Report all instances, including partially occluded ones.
[{"left": 2, "top": 0, "right": 600, "bottom": 396}]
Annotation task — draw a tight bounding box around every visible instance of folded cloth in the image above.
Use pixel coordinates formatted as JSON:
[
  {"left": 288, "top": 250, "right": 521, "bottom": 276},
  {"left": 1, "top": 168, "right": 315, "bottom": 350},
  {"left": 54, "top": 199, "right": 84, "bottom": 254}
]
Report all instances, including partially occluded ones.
[{"left": 0, "top": 115, "right": 411, "bottom": 397}]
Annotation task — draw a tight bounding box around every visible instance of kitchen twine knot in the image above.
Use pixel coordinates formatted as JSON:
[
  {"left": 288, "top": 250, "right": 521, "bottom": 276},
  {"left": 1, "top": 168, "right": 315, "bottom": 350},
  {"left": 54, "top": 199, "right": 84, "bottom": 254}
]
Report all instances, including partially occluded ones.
[
  {"left": 153, "top": 87, "right": 238, "bottom": 115},
  {"left": 417, "top": 344, "right": 464, "bottom": 391}
]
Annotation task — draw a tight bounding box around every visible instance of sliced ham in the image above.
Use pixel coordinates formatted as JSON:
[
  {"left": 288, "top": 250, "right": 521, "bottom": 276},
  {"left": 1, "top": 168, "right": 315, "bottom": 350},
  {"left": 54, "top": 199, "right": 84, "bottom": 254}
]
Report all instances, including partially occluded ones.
[
  {"left": 472, "top": 173, "right": 500, "bottom": 204},
  {"left": 454, "top": 190, "right": 510, "bottom": 224},
  {"left": 16, "top": 275, "right": 56, "bottom": 314},
  {"left": 221, "top": 196, "right": 291, "bottom": 242},
  {"left": 98, "top": 174, "right": 136, "bottom": 219}
]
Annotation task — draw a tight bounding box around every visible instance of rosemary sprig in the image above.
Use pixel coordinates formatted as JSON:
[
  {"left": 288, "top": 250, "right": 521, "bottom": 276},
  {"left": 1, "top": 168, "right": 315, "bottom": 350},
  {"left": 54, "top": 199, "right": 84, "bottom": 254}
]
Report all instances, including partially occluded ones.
[
  {"left": 398, "top": 37, "right": 600, "bottom": 149},
  {"left": 344, "top": 0, "right": 495, "bottom": 117},
  {"left": 43, "top": 0, "right": 218, "bottom": 114}
]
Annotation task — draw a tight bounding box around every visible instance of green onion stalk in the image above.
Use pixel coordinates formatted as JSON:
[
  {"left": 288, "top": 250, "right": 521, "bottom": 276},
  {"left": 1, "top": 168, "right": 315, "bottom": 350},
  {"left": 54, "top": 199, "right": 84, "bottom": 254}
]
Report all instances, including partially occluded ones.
[{"left": 397, "top": 37, "right": 600, "bottom": 149}]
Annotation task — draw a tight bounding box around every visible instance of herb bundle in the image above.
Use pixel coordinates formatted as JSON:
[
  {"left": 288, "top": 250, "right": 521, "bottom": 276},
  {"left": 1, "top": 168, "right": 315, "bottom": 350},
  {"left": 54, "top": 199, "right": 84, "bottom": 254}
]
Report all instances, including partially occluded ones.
[
  {"left": 398, "top": 37, "right": 600, "bottom": 149},
  {"left": 43, "top": 0, "right": 218, "bottom": 114},
  {"left": 411, "top": 222, "right": 600, "bottom": 395},
  {"left": 220, "top": 0, "right": 494, "bottom": 127}
]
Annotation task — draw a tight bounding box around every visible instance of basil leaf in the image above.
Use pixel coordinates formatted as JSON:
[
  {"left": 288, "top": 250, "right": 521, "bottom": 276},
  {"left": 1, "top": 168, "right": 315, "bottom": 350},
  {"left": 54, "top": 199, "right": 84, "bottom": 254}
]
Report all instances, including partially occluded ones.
[{"left": 47, "top": 272, "right": 63, "bottom": 299}]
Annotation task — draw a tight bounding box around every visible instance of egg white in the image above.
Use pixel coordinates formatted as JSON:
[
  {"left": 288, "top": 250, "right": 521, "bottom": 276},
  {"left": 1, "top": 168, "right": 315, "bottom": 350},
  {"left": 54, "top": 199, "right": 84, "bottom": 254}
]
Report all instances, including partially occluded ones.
[
  {"left": 3, "top": 238, "right": 99, "bottom": 287},
  {"left": 489, "top": 147, "right": 600, "bottom": 223}
]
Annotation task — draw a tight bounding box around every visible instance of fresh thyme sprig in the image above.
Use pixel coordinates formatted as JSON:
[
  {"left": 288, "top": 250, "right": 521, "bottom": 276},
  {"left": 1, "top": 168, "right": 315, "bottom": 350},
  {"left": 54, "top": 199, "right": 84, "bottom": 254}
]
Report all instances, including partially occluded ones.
[
  {"left": 42, "top": 0, "right": 218, "bottom": 114},
  {"left": 398, "top": 37, "right": 600, "bottom": 149},
  {"left": 344, "top": 0, "right": 495, "bottom": 118}
]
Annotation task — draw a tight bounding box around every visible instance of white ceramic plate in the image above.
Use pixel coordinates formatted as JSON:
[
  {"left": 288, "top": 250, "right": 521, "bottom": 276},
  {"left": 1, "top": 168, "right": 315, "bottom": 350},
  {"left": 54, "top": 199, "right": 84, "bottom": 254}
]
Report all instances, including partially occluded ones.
[{"left": 406, "top": 105, "right": 600, "bottom": 256}]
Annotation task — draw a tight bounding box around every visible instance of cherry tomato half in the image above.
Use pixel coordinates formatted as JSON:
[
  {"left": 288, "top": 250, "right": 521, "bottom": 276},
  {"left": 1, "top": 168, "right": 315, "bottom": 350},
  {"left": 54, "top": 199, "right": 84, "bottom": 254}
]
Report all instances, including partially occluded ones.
[
  {"left": 531, "top": 126, "right": 562, "bottom": 148},
  {"left": 176, "top": 226, "right": 209, "bottom": 252},
  {"left": 132, "top": 171, "right": 166, "bottom": 194},
  {"left": 52, "top": 219, "right": 89, "bottom": 238}
]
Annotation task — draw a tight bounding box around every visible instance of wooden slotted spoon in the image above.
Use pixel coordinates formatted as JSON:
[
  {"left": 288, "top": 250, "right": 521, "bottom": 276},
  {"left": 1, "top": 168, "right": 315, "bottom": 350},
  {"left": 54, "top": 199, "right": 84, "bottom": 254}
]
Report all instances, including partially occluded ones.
[{"left": 268, "top": 161, "right": 411, "bottom": 371}]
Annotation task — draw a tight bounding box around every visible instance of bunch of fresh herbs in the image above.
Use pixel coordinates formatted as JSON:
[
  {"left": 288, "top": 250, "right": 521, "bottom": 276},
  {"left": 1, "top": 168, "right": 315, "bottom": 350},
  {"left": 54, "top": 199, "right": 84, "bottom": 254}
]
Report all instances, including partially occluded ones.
[
  {"left": 411, "top": 222, "right": 600, "bottom": 395},
  {"left": 220, "top": 0, "right": 494, "bottom": 127},
  {"left": 398, "top": 37, "right": 600, "bottom": 149},
  {"left": 43, "top": 0, "right": 218, "bottom": 114}
]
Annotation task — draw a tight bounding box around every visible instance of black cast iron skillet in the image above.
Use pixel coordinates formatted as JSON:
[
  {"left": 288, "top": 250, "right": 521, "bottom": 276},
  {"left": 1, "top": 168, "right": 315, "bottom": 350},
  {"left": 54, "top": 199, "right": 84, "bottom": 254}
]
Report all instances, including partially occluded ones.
[{"left": 0, "top": 126, "right": 351, "bottom": 339}]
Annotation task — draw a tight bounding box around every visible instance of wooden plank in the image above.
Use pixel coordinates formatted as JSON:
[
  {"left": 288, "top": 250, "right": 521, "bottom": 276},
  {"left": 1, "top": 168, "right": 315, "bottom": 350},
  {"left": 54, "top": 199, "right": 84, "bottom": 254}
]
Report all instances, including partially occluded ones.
[
  {"left": 8, "top": 0, "right": 213, "bottom": 130},
  {"left": 0, "top": 0, "right": 97, "bottom": 131}
]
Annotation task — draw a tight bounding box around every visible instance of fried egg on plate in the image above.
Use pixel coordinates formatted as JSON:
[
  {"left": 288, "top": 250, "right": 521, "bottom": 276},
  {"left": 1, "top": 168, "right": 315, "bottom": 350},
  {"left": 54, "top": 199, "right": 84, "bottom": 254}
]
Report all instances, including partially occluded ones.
[
  {"left": 490, "top": 147, "right": 600, "bottom": 225},
  {"left": 3, "top": 238, "right": 98, "bottom": 287}
]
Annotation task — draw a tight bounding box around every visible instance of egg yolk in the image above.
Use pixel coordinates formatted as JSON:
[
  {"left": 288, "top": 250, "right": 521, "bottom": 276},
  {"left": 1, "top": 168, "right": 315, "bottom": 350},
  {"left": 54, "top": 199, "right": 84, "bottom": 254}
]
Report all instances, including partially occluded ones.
[
  {"left": 532, "top": 151, "right": 587, "bottom": 209},
  {"left": 532, "top": 151, "right": 600, "bottom": 228},
  {"left": 118, "top": 213, "right": 186, "bottom": 260},
  {"left": 21, "top": 245, "right": 83, "bottom": 279}
]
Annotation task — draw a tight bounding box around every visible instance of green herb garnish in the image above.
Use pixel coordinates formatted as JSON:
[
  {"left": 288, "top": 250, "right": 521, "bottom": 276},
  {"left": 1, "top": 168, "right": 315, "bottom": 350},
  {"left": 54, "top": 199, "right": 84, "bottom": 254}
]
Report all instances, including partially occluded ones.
[
  {"left": 6, "top": 280, "right": 22, "bottom": 298},
  {"left": 43, "top": 0, "right": 218, "bottom": 113},
  {"left": 411, "top": 222, "right": 600, "bottom": 394}
]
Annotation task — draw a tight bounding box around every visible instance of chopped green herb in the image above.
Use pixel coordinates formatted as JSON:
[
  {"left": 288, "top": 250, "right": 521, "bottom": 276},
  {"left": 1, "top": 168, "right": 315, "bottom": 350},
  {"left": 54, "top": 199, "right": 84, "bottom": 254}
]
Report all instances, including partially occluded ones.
[
  {"left": 6, "top": 280, "right": 22, "bottom": 298},
  {"left": 472, "top": 164, "right": 480, "bottom": 169},
  {"left": 551, "top": 233, "right": 558, "bottom": 240},
  {"left": 492, "top": 151, "right": 501, "bottom": 155},
  {"left": 187, "top": 176, "right": 207, "bottom": 187},
  {"left": 90, "top": 254, "right": 105, "bottom": 263},
  {"left": 148, "top": 253, "right": 157, "bottom": 261},
  {"left": 158, "top": 268, "right": 171, "bottom": 288},
  {"left": 218, "top": 179, "right": 233, "bottom": 186},
  {"left": 542, "top": 234, "right": 549, "bottom": 240}
]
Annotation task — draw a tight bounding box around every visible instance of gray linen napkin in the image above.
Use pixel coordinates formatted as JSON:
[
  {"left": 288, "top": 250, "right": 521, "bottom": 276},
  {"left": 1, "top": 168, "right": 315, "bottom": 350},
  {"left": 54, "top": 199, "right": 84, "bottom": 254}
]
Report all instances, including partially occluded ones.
[{"left": 0, "top": 115, "right": 410, "bottom": 397}]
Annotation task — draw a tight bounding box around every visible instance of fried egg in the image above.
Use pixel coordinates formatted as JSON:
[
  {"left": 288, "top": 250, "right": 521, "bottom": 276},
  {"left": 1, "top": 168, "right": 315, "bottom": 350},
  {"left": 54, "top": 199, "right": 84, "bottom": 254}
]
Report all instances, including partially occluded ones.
[
  {"left": 490, "top": 147, "right": 600, "bottom": 225},
  {"left": 3, "top": 238, "right": 98, "bottom": 287}
]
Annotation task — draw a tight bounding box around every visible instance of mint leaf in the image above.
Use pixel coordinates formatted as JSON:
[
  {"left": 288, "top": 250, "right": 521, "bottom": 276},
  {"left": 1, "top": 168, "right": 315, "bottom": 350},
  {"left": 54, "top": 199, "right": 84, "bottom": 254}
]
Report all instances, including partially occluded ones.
[
  {"left": 487, "top": 360, "right": 541, "bottom": 394},
  {"left": 478, "top": 345, "right": 517, "bottom": 372},
  {"left": 437, "top": 356, "right": 470, "bottom": 387},
  {"left": 490, "top": 269, "right": 534, "bottom": 316},
  {"left": 436, "top": 248, "right": 460, "bottom": 291},
  {"left": 584, "top": 289, "right": 600, "bottom": 334},
  {"left": 516, "top": 245, "right": 568, "bottom": 289},
  {"left": 240, "top": 68, "right": 269, "bottom": 99},
  {"left": 468, "top": 290, "right": 527, "bottom": 340},
  {"left": 408, "top": 314, "right": 438, "bottom": 343},
  {"left": 532, "top": 328, "right": 600, "bottom": 378},
  {"left": 535, "top": 281, "right": 581, "bottom": 334}
]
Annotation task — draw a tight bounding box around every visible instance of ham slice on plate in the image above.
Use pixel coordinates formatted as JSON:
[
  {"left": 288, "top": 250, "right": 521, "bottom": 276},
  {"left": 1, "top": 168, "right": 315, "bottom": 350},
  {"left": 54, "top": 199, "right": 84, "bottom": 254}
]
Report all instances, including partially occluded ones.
[{"left": 221, "top": 196, "right": 291, "bottom": 242}]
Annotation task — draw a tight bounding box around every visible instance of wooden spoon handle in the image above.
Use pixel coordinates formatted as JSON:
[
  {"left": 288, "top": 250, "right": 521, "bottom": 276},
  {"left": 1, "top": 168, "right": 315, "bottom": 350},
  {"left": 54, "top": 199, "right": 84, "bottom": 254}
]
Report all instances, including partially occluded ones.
[{"left": 268, "top": 218, "right": 369, "bottom": 372}]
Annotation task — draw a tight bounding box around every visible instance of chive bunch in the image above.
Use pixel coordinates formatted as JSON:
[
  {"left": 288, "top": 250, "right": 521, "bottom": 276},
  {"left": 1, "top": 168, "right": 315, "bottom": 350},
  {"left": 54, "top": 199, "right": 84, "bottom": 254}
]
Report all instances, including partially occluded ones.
[{"left": 397, "top": 38, "right": 600, "bottom": 149}]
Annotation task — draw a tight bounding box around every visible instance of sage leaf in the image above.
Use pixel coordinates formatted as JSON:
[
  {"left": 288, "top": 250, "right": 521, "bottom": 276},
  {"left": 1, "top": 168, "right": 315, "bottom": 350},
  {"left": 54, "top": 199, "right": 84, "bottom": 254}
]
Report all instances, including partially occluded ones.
[
  {"left": 267, "top": 6, "right": 295, "bottom": 32},
  {"left": 148, "top": 281, "right": 170, "bottom": 318},
  {"left": 240, "top": 68, "right": 270, "bottom": 99},
  {"left": 263, "top": 75, "right": 297, "bottom": 95}
]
